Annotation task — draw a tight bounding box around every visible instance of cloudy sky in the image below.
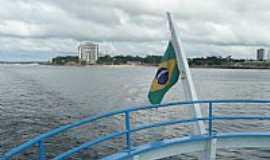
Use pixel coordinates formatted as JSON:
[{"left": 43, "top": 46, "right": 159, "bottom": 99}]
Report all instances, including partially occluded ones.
[{"left": 0, "top": 0, "right": 270, "bottom": 61}]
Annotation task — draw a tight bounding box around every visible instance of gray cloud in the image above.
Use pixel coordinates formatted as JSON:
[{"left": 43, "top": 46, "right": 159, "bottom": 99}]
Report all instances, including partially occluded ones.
[{"left": 0, "top": 0, "right": 270, "bottom": 60}]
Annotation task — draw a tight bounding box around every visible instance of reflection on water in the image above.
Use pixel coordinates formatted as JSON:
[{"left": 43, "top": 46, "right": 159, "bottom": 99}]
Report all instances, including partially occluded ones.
[{"left": 1, "top": 65, "right": 270, "bottom": 159}]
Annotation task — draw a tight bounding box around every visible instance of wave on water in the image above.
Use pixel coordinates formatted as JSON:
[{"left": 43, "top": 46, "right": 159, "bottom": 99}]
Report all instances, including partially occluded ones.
[{"left": 0, "top": 63, "right": 40, "bottom": 66}]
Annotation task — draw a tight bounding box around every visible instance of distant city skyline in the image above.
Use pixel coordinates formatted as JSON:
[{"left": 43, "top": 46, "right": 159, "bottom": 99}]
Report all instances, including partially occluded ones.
[
  {"left": 1, "top": 46, "right": 270, "bottom": 62},
  {"left": 0, "top": 0, "right": 270, "bottom": 61}
]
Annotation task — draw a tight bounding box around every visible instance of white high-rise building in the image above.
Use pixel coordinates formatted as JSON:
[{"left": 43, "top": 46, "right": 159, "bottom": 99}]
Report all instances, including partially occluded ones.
[
  {"left": 257, "top": 48, "right": 265, "bottom": 61},
  {"left": 267, "top": 49, "right": 270, "bottom": 60},
  {"left": 78, "top": 42, "right": 99, "bottom": 64}
]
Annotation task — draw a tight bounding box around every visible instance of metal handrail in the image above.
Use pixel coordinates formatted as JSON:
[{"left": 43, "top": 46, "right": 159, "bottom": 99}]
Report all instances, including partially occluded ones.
[{"left": 2, "top": 99, "right": 270, "bottom": 160}]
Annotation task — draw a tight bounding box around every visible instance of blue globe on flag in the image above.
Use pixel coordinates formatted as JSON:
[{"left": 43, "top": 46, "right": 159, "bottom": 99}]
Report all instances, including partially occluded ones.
[{"left": 155, "top": 67, "right": 169, "bottom": 85}]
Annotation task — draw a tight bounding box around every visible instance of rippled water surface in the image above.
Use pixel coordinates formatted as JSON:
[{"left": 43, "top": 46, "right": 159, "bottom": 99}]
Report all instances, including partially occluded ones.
[{"left": 1, "top": 65, "right": 270, "bottom": 159}]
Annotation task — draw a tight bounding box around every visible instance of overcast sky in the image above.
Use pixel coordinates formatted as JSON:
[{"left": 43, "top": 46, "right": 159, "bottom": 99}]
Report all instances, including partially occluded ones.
[{"left": 0, "top": 0, "right": 270, "bottom": 61}]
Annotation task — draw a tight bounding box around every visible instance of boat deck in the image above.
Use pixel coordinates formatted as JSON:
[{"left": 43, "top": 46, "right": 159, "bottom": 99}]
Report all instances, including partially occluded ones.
[
  {"left": 1, "top": 100, "right": 270, "bottom": 160},
  {"left": 103, "top": 132, "right": 270, "bottom": 160}
]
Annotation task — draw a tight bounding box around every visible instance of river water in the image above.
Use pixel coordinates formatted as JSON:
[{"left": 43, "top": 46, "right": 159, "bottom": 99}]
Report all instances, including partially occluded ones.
[{"left": 1, "top": 64, "right": 270, "bottom": 159}]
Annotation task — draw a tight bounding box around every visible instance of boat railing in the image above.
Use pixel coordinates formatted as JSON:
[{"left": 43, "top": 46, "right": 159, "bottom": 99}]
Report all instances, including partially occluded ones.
[{"left": 1, "top": 99, "right": 270, "bottom": 160}]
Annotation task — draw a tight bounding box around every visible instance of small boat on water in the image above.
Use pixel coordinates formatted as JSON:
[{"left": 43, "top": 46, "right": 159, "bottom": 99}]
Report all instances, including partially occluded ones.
[{"left": 2, "top": 13, "right": 270, "bottom": 160}]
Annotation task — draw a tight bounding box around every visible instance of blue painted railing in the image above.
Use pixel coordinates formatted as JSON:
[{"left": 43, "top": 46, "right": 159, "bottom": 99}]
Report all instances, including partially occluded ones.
[{"left": 1, "top": 99, "right": 270, "bottom": 160}]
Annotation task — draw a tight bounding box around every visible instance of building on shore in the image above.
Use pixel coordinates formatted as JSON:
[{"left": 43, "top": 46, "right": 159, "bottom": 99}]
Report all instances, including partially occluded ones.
[
  {"left": 78, "top": 42, "right": 99, "bottom": 64},
  {"left": 257, "top": 48, "right": 265, "bottom": 61},
  {"left": 267, "top": 49, "right": 270, "bottom": 61},
  {"left": 127, "top": 61, "right": 142, "bottom": 65}
]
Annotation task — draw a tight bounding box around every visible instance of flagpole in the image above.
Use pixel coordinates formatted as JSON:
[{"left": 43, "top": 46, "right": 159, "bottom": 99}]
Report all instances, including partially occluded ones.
[{"left": 166, "top": 12, "right": 216, "bottom": 160}]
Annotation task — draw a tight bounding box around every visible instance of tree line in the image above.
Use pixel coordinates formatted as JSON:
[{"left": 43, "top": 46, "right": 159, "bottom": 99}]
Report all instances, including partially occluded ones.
[{"left": 51, "top": 55, "right": 250, "bottom": 66}]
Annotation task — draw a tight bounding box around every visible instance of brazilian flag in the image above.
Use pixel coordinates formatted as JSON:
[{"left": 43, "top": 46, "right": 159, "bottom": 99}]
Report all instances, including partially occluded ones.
[{"left": 148, "top": 41, "right": 180, "bottom": 104}]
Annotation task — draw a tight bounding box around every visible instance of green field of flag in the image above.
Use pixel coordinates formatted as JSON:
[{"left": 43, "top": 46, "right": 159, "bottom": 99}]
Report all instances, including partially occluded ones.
[{"left": 148, "top": 41, "right": 180, "bottom": 104}]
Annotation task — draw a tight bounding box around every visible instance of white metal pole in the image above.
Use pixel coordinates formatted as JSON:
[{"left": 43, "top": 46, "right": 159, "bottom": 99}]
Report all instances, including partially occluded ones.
[
  {"left": 166, "top": 12, "right": 206, "bottom": 134},
  {"left": 166, "top": 12, "right": 216, "bottom": 160}
]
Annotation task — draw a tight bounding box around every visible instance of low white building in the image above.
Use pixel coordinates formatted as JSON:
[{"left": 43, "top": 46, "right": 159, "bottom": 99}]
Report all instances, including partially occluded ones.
[{"left": 78, "top": 42, "right": 99, "bottom": 64}]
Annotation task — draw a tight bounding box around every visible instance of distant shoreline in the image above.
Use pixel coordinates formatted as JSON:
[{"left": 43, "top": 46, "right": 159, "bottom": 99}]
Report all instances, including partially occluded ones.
[
  {"left": 47, "top": 55, "right": 270, "bottom": 69},
  {"left": 190, "top": 65, "right": 270, "bottom": 69},
  {"left": 45, "top": 63, "right": 270, "bottom": 69},
  {"left": 2, "top": 62, "right": 270, "bottom": 69}
]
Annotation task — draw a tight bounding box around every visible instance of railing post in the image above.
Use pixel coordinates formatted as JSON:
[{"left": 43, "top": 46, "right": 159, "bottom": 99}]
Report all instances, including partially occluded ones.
[
  {"left": 125, "top": 111, "right": 131, "bottom": 150},
  {"left": 38, "top": 141, "right": 45, "bottom": 160},
  {"left": 208, "top": 102, "right": 213, "bottom": 136}
]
